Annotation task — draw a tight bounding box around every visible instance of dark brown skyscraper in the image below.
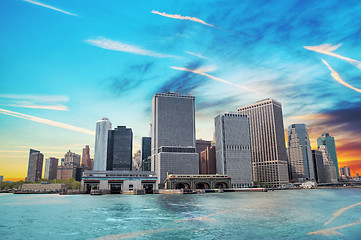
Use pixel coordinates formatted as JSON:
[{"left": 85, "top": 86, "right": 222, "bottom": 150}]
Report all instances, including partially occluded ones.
[
  {"left": 200, "top": 146, "right": 216, "bottom": 174},
  {"left": 196, "top": 139, "right": 212, "bottom": 172},
  {"left": 82, "top": 145, "right": 91, "bottom": 168},
  {"left": 25, "top": 149, "right": 44, "bottom": 182}
]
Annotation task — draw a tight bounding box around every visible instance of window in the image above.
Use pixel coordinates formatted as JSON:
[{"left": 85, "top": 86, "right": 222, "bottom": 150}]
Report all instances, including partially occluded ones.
[{"left": 129, "top": 184, "right": 134, "bottom": 190}]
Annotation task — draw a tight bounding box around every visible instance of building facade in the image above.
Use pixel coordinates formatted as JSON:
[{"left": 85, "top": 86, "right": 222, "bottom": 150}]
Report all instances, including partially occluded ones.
[
  {"left": 57, "top": 166, "right": 77, "bottom": 180},
  {"left": 317, "top": 133, "right": 339, "bottom": 180},
  {"left": 64, "top": 150, "right": 81, "bottom": 167},
  {"left": 151, "top": 93, "right": 199, "bottom": 187},
  {"left": 81, "top": 145, "right": 91, "bottom": 169},
  {"left": 215, "top": 113, "right": 253, "bottom": 187},
  {"left": 318, "top": 145, "right": 338, "bottom": 183},
  {"left": 200, "top": 146, "right": 216, "bottom": 174},
  {"left": 196, "top": 139, "right": 212, "bottom": 172},
  {"left": 238, "top": 99, "right": 289, "bottom": 187},
  {"left": 44, "top": 157, "right": 59, "bottom": 180},
  {"left": 340, "top": 166, "right": 351, "bottom": 179},
  {"left": 287, "top": 124, "right": 315, "bottom": 182},
  {"left": 141, "top": 137, "right": 151, "bottom": 171},
  {"left": 107, "top": 126, "right": 133, "bottom": 171},
  {"left": 25, "top": 149, "right": 44, "bottom": 182},
  {"left": 94, "top": 117, "right": 112, "bottom": 171}
]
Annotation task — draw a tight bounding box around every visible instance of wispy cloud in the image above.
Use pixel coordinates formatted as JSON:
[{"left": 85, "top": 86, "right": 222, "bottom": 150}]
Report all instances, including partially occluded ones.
[
  {"left": 23, "top": 0, "right": 77, "bottom": 16},
  {"left": 321, "top": 59, "right": 361, "bottom": 93},
  {"left": 304, "top": 44, "right": 361, "bottom": 69},
  {"left": 151, "top": 10, "right": 214, "bottom": 27},
  {"left": 185, "top": 51, "right": 210, "bottom": 60},
  {"left": 86, "top": 37, "right": 173, "bottom": 58},
  {"left": 170, "top": 66, "right": 262, "bottom": 95},
  {"left": 0, "top": 94, "right": 69, "bottom": 102},
  {"left": 0, "top": 108, "right": 94, "bottom": 135},
  {"left": 0, "top": 94, "right": 69, "bottom": 111}
]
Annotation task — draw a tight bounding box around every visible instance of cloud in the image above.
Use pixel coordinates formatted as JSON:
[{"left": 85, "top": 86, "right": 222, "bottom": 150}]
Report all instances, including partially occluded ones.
[
  {"left": 304, "top": 44, "right": 361, "bottom": 69},
  {"left": 108, "top": 62, "right": 156, "bottom": 96},
  {"left": 151, "top": 10, "right": 214, "bottom": 27},
  {"left": 185, "top": 51, "right": 210, "bottom": 60},
  {"left": 0, "top": 94, "right": 69, "bottom": 111},
  {"left": 86, "top": 37, "right": 173, "bottom": 58},
  {"left": 321, "top": 59, "right": 361, "bottom": 93},
  {"left": 170, "top": 66, "right": 262, "bottom": 95},
  {"left": 0, "top": 108, "right": 94, "bottom": 135},
  {"left": 23, "top": 0, "right": 77, "bottom": 16},
  {"left": 0, "top": 94, "right": 69, "bottom": 102}
]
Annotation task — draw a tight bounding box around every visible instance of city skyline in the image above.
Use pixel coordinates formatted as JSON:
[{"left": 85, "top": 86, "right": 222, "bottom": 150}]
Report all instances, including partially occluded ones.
[{"left": 1, "top": 0, "right": 361, "bottom": 180}]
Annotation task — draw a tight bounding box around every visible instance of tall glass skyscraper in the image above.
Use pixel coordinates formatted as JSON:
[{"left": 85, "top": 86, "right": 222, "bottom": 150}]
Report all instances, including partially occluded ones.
[
  {"left": 94, "top": 117, "right": 112, "bottom": 171},
  {"left": 107, "top": 126, "right": 133, "bottom": 170},
  {"left": 238, "top": 99, "right": 289, "bottom": 187},
  {"left": 141, "top": 137, "right": 151, "bottom": 171},
  {"left": 317, "top": 133, "right": 339, "bottom": 180},
  {"left": 151, "top": 93, "right": 199, "bottom": 187},
  {"left": 215, "top": 113, "right": 253, "bottom": 188},
  {"left": 287, "top": 124, "right": 315, "bottom": 181}
]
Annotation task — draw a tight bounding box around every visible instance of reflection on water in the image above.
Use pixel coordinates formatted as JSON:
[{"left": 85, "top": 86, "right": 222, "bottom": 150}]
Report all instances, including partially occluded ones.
[{"left": 0, "top": 189, "right": 360, "bottom": 240}]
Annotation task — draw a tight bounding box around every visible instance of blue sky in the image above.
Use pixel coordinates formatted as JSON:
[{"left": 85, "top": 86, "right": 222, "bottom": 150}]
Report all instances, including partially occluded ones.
[{"left": 1, "top": 0, "right": 361, "bottom": 179}]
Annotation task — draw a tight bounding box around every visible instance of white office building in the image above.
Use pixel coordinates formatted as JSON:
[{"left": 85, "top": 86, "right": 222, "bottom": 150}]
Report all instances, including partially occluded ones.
[{"left": 94, "top": 117, "right": 112, "bottom": 171}]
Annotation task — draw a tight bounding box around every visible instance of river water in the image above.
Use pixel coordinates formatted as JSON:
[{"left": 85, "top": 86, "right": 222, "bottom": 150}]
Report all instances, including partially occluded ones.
[{"left": 1, "top": 189, "right": 360, "bottom": 239}]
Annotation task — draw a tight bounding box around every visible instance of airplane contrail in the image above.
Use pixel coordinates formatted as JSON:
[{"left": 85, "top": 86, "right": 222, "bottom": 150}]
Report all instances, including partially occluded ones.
[
  {"left": 0, "top": 108, "right": 95, "bottom": 135},
  {"left": 321, "top": 59, "right": 361, "bottom": 93},
  {"left": 304, "top": 44, "right": 361, "bottom": 69},
  {"left": 170, "top": 66, "right": 262, "bottom": 95}
]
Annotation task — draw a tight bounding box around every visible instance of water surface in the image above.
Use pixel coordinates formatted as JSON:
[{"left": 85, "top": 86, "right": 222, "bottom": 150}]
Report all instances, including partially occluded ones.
[{"left": 1, "top": 189, "right": 360, "bottom": 239}]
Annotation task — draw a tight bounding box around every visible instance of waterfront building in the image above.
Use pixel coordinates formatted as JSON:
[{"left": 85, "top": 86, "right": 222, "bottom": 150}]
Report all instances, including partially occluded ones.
[
  {"left": 94, "top": 117, "right": 112, "bottom": 171},
  {"left": 0, "top": 176, "right": 3, "bottom": 182},
  {"left": 57, "top": 166, "right": 77, "bottom": 180},
  {"left": 81, "top": 170, "right": 158, "bottom": 194},
  {"left": 215, "top": 113, "right": 253, "bottom": 187},
  {"left": 312, "top": 150, "right": 326, "bottom": 183},
  {"left": 287, "top": 124, "right": 315, "bottom": 182},
  {"left": 196, "top": 139, "right": 212, "bottom": 172},
  {"left": 81, "top": 145, "right": 91, "bottom": 168},
  {"left": 237, "top": 99, "right": 289, "bottom": 187},
  {"left": 107, "top": 126, "right": 133, "bottom": 171},
  {"left": 133, "top": 150, "right": 141, "bottom": 171},
  {"left": 164, "top": 174, "right": 231, "bottom": 190},
  {"left": 200, "top": 146, "right": 216, "bottom": 174},
  {"left": 44, "top": 157, "right": 59, "bottom": 180},
  {"left": 317, "top": 133, "right": 339, "bottom": 180},
  {"left": 64, "top": 150, "right": 81, "bottom": 167},
  {"left": 25, "top": 149, "right": 44, "bottom": 182},
  {"left": 340, "top": 166, "right": 351, "bottom": 179},
  {"left": 141, "top": 137, "right": 151, "bottom": 171},
  {"left": 151, "top": 92, "right": 199, "bottom": 187},
  {"left": 318, "top": 145, "right": 338, "bottom": 183}
]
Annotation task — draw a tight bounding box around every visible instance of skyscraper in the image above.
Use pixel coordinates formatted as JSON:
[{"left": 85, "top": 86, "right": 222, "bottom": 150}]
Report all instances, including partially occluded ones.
[
  {"left": 81, "top": 145, "right": 91, "bottom": 168},
  {"left": 238, "top": 99, "right": 289, "bottom": 187},
  {"left": 200, "top": 146, "right": 216, "bottom": 174},
  {"left": 317, "top": 133, "right": 339, "bottom": 180},
  {"left": 312, "top": 150, "right": 325, "bottom": 183},
  {"left": 107, "top": 126, "right": 133, "bottom": 170},
  {"left": 318, "top": 145, "right": 338, "bottom": 183},
  {"left": 340, "top": 166, "right": 351, "bottom": 178},
  {"left": 141, "top": 137, "right": 151, "bottom": 171},
  {"left": 64, "top": 150, "right": 81, "bottom": 166},
  {"left": 94, "top": 117, "right": 112, "bottom": 171},
  {"left": 25, "top": 149, "right": 44, "bottom": 182},
  {"left": 196, "top": 139, "right": 212, "bottom": 172},
  {"left": 215, "top": 113, "right": 253, "bottom": 187},
  {"left": 287, "top": 124, "right": 315, "bottom": 181},
  {"left": 44, "top": 157, "right": 59, "bottom": 180},
  {"left": 151, "top": 92, "right": 199, "bottom": 187}
]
